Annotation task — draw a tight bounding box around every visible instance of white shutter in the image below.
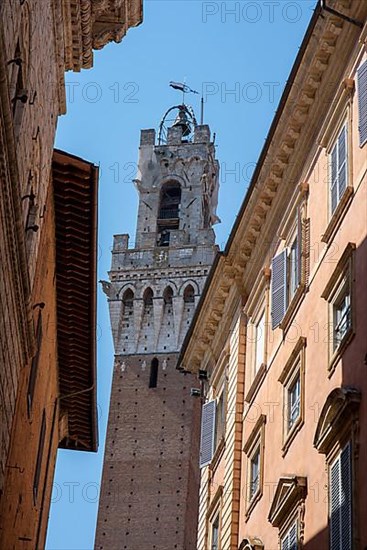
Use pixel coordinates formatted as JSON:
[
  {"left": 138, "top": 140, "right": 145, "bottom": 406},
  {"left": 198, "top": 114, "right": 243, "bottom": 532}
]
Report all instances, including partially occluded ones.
[
  {"left": 329, "top": 442, "right": 352, "bottom": 550},
  {"left": 271, "top": 249, "right": 287, "bottom": 329},
  {"left": 357, "top": 60, "right": 367, "bottom": 147},
  {"left": 337, "top": 125, "right": 347, "bottom": 199},
  {"left": 199, "top": 400, "right": 216, "bottom": 468}
]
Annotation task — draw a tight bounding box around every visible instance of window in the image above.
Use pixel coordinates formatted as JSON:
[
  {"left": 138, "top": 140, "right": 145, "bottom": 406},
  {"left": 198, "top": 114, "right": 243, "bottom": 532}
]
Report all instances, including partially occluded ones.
[
  {"left": 329, "top": 124, "right": 348, "bottom": 215},
  {"left": 157, "top": 182, "right": 181, "bottom": 246},
  {"left": 244, "top": 415, "right": 266, "bottom": 516},
  {"left": 357, "top": 59, "right": 367, "bottom": 147},
  {"left": 163, "top": 286, "right": 173, "bottom": 305},
  {"left": 149, "top": 358, "right": 159, "bottom": 388},
  {"left": 281, "top": 521, "right": 298, "bottom": 550},
  {"left": 279, "top": 337, "right": 306, "bottom": 454},
  {"left": 214, "top": 384, "right": 227, "bottom": 449},
  {"left": 122, "top": 289, "right": 134, "bottom": 316},
  {"left": 322, "top": 243, "right": 355, "bottom": 370},
  {"left": 288, "top": 373, "right": 300, "bottom": 431},
  {"left": 254, "top": 309, "right": 265, "bottom": 374},
  {"left": 183, "top": 284, "right": 195, "bottom": 303},
  {"left": 329, "top": 442, "right": 352, "bottom": 550},
  {"left": 143, "top": 287, "right": 154, "bottom": 310},
  {"left": 271, "top": 209, "right": 305, "bottom": 330},
  {"left": 249, "top": 446, "right": 260, "bottom": 500},
  {"left": 210, "top": 513, "right": 220, "bottom": 550},
  {"left": 332, "top": 275, "right": 351, "bottom": 352}
]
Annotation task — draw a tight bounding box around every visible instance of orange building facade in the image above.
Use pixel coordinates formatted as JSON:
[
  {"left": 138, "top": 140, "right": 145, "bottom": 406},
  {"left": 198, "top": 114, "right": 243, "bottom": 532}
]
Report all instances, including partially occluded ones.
[{"left": 178, "top": 2, "right": 367, "bottom": 549}]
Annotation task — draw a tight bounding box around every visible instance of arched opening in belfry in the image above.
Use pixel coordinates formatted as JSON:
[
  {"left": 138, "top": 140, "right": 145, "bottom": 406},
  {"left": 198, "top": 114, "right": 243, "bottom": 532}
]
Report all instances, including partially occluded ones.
[
  {"left": 157, "top": 182, "right": 181, "bottom": 247},
  {"left": 149, "top": 357, "right": 159, "bottom": 388},
  {"left": 163, "top": 286, "right": 173, "bottom": 305},
  {"left": 143, "top": 287, "right": 154, "bottom": 311},
  {"left": 122, "top": 288, "right": 134, "bottom": 316},
  {"left": 183, "top": 284, "right": 195, "bottom": 304}
]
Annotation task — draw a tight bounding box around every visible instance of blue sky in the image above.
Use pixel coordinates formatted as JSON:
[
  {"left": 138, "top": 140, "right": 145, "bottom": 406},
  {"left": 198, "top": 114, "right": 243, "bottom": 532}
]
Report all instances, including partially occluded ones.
[{"left": 46, "top": 1, "right": 317, "bottom": 548}]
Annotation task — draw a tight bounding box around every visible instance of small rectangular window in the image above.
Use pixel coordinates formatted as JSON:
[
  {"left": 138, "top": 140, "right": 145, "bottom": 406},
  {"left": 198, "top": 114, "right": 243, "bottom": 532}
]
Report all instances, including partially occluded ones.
[
  {"left": 210, "top": 513, "right": 220, "bottom": 550},
  {"left": 288, "top": 373, "right": 301, "bottom": 431},
  {"left": 329, "top": 124, "right": 348, "bottom": 215},
  {"left": 249, "top": 446, "right": 260, "bottom": 500},
  {"left": 254, "top": 309, "right": 265, "bottom": 374},
  {"left": 332, "top": 275, "right": 351, "bottom": 352}
]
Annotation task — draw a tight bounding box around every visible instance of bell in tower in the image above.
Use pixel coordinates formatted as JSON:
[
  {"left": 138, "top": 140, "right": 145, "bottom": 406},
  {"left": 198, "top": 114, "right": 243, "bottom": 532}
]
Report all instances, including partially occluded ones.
[{"left": 95, "top": 104, "right": 220, "bottom": 550}]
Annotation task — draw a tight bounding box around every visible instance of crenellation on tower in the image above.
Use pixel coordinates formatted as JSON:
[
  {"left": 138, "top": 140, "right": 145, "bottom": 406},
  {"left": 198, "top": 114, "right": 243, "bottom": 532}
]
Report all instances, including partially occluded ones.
[{"left": 95, "top": 104, "right": 220, "bottom": 550}]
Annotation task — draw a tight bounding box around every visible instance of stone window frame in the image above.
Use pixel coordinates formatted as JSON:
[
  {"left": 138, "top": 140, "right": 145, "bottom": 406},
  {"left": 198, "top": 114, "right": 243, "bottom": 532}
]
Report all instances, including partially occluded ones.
[
  {"left": 210, "top": 350, "right": 229, "bottom": 473},
  {"left": 268, "top": 475, "right": 307, "bottom": 550},
  {"left": 278, "top": 337, "right": 306, "bottom": 457},
  {"left": 319, "top": 81, "right": 355, "bottom": 245},
  {"left": 244, "top": 269, "right": 270, "bottom": 404},
  {"left": 313, "top": 386, "right": 361, "bottom": 550},
  {"left": 270, "top": 182, "right": 310, "bottom": 334},
  {"left": 321, "top": 243, "right": 355, "bottom": 377},
  {"left": 206, "top": 485, "right": 223, "bottom": 550},
  {"left": 243, "top": 414, "right": 266, "bottom": 519}
]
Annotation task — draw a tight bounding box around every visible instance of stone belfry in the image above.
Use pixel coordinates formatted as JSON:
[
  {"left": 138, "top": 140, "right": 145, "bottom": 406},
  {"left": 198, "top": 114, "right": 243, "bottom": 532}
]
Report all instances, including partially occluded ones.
[{"left": 95, "top": 105, "right": 219, "bottom": 550}]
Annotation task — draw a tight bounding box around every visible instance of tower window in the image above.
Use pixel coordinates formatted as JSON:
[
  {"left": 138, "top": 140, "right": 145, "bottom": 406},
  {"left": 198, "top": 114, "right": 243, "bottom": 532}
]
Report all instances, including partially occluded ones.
[
  {"left": 183, "top": 284, "right": 195, "bottom": 304},
  {"left": 122, "top": 289, "right": 134, "bottom": 316},
  {"left": 157, "top": 182, "right": 181, "bottom": 247},
  {"left": 143, "top": 288, "right": 154, "bottom": 309},
  {"left": 163, "top": 286, "right": 173, "bottom": 305},
  {"left": 149, "top": 358, "right": 159, "bottom": 388}
]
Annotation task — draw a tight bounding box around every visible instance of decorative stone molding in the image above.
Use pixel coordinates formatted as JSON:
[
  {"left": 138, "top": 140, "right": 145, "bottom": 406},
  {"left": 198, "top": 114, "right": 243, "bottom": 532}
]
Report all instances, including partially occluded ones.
[
  {"left": 268, "top": 476, "right": 307, "bottom": 528},
  {"left": 63, "top": 0, "right": 142, "bottom": 71}
]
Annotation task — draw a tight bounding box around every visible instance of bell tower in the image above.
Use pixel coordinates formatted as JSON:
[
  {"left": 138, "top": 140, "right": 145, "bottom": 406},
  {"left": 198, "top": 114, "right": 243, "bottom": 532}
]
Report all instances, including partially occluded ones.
[{"left": 95, "top": 105, "right": 219, "bottom": 550}]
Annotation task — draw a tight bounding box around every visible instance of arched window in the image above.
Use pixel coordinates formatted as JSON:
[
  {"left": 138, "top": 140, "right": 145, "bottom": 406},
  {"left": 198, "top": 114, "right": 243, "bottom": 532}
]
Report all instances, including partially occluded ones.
[
  {"left": 122, "top": 289, "right": 134, "bottom": 316},
  {"left": 163, "top": 286, "right": 173, "bottom": 305},
  {"left": 143, "top": 287, "right": 154, "bottom": 309},
  {"left": 157, "top": 182, "right": 181, "bottom": 246},
  {"left": 183, "top": 284, "right": 195, "bottom": 304},
  {"left": 149, "top": 358, "right": 159, "bottom": 388}
]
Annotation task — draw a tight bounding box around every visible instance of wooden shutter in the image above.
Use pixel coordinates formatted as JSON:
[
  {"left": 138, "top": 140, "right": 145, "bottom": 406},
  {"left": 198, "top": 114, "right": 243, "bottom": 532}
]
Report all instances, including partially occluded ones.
[
  {"left": 199, "top": 400, "right": 216, "bottom": 468},
  {"left": 357, "top": 60, "right": 367, "bottom": 147},
  {"left": 340, "top": 442, "right": 352, "bottom": 550},
  {"left": 329, "top": 442, "right": 352, "bottom": 550},
  {"left": 271, "top": 249, "right": 287, "bottom": 329},
  {"left": 296, "top": 207, "right": 302, "bottom": 287},
  {"left": 337, "top": 125, "right": 347, "bottom": 199},
  {"left": 289, "top": 521, "right": 298, "bottom": 550}
]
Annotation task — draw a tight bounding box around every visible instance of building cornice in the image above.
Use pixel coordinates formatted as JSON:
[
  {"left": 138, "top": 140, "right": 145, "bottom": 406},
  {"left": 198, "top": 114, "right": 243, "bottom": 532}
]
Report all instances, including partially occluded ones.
[{"left": 178, "top": 0, "right": 367, "bottom": 373}]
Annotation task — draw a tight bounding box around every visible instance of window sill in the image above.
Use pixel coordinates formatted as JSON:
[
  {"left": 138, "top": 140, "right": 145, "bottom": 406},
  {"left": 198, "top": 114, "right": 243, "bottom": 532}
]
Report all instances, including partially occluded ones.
[
  {"left": 321, "top": 186, "right": 353, "bottom": 245},
  {"left": 245, "top": 363, "right": 267, "bottom": 404},
  {"left": 245, "top": 488, "right": 262, "bottom": 521},
  {"left": 280, "top": 285, "right": 306, "bottom": 335},
  {"left": 282, "top": 417, "right": 304, "bottom": 457},
  {"left": 210, "top": 437, "right": 226, "bottom": 473},
  {"left": 328, "top": 327, "right": 355, "bottom": 378}
]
